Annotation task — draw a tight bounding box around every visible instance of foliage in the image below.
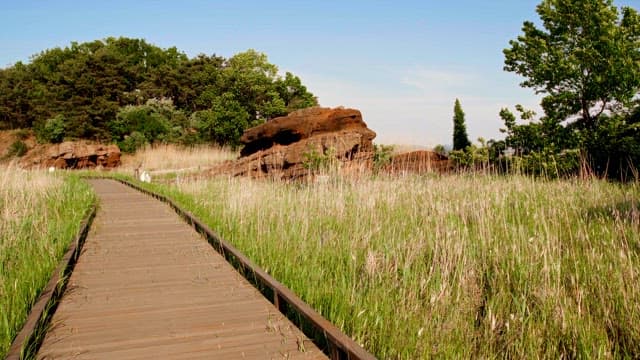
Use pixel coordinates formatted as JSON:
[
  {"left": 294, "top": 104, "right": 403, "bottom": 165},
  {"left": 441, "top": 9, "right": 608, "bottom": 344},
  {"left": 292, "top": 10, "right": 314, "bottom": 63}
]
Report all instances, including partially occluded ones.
[
  {"left": 118, "top": 131, "right": 149, "bottom": 153},
  {"left": 453, "top": 99, "right": 471, "bottom": 150},
  {"left": 35, "top": 114, "right": 66, "bottom": 143},
  {"left": 274, "top": 72, "right": 318, "bottom": 113},
  {"left": 110, "top": 98, "right": 190, "bottom": 151},
  {"left": 372, "top": 144, "right": 394, "bottom": 172},
  {"left": 504, "top": 0, "right": 640, "bottom": 128},
  {"left": 500, "top": 1, "right": 640, "bottom": 179},
  {"left": 0, "top": 38, "right": 317, "bottom": 147},
  {"left": 433, "top": 144, "right": 447, "bottom": 156},
  {"left": 192, "top": 93, "right": 252, "bottom": 147},
  {"left": 5, "top": 140, "right": 28, "bottom": 158},
  {"left": 302, "top": 145, "right": 338, "bottom": 173},
  {"left": 584, "top": 109, "right": 640, "bottom": 180}
]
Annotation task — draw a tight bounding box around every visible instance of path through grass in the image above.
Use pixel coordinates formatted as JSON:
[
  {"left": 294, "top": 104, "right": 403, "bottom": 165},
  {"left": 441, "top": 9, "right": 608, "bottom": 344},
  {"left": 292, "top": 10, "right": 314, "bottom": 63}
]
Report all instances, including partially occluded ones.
[{"left": 144, "top": 174, "right": 639, "bottom": 358}]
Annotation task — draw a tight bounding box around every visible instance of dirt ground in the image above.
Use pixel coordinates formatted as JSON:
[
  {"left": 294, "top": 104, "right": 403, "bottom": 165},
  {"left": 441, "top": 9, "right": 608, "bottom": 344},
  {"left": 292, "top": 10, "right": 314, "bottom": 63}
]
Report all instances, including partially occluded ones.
[{"left": 0, "top": 129, "right": 37, "bottom": 159}]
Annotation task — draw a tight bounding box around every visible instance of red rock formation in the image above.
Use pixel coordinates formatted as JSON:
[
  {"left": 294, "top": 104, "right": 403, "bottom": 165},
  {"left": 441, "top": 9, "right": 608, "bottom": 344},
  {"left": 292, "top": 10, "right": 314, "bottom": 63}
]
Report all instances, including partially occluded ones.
[
  {"left": 385, "top": 150, "right": 451, "bottom": 174},
  {"left": 212, "top": 107, "right": 377, "bottom": 180},
  {"left": 240, "top": 107, "right": 375, "bottom": 157},
  {"left": 20, "top": 141, "right": 121, "bottom": 169}
]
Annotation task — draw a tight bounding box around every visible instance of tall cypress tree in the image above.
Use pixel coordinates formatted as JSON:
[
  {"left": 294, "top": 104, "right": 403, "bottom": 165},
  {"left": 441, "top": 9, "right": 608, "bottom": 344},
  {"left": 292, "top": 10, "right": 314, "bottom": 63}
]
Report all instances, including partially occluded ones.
[{"left": 452, "top": 98, "right": 471, "bottom": 150}]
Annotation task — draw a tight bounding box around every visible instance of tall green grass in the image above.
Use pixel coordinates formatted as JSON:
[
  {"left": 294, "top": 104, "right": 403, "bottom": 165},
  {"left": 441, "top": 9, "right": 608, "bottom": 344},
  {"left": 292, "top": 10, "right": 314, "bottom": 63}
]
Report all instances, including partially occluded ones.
[
  {"left": 0, "top": 167, "right": 94, "bottom": 357},
  {"left": 144, "top": 174, "right": 639, "bottom": 358}
]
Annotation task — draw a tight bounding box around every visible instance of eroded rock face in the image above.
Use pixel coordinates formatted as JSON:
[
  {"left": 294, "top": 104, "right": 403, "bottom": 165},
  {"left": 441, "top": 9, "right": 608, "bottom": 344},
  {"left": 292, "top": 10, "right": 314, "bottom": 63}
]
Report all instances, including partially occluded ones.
[
  {"left": 213, "top": 107, "right": 377, "bottom": 180},
  {"left": 385, "top": 150, "right": 451, "bottom": 174},
  {"left": 240, "top": 107, "right": 376, "bottom": 157},
  {"left": 21, "top": 141, "right": 121, "bottom": 169}
]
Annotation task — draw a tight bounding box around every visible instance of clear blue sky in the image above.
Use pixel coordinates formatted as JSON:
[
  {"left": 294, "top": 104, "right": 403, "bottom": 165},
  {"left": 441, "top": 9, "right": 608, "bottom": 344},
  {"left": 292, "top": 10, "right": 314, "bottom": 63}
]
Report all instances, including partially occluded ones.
[{"left": 1, "top": 0, "right": 638, "bottom": 146}]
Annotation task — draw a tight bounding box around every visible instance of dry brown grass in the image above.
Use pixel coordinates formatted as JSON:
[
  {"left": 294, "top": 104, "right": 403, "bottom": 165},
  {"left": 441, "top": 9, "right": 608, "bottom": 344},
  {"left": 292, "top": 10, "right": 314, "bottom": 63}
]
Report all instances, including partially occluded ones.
[{"left": 119, "top": 144, "right": 237, "bottom": 174}]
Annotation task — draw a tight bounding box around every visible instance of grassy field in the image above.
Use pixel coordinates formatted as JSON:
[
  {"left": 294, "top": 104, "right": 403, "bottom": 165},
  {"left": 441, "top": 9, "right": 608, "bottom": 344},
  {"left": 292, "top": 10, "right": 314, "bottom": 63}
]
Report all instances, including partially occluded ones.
[
  {"left": 141, "top": 173, "right": 640, "bottom": 358},
  {"left": 2, "top": 139, "right": 638, "bottom": 359},
  {"left": 119, "top": 144, "right": 237, "bottom": 174},
  {"left": 0, "top": 166, "right": 94, "bottom": 357}
]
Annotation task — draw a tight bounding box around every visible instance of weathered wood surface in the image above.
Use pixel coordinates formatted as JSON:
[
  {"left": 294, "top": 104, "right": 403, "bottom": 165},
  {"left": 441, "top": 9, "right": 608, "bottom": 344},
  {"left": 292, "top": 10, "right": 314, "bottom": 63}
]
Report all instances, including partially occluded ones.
[{"left": 37, "top": 179, "right": 325, "bottom": 359}]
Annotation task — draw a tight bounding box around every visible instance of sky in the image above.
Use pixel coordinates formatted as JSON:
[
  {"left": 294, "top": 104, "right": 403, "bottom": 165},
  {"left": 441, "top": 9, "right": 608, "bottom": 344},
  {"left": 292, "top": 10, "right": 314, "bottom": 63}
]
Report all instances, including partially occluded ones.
[{"left": 1, "top": 0, "right": 638, "bottom": 146}]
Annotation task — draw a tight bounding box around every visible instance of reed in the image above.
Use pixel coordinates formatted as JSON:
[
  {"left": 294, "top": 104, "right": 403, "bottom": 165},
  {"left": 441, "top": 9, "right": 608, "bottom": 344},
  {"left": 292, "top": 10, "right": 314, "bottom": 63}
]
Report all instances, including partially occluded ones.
[
  {"left": 0, "top": 166, "right": 94, "bottom": 357},
  {"left": 145, "top": 173, "right": 639, "bottom": 358}
]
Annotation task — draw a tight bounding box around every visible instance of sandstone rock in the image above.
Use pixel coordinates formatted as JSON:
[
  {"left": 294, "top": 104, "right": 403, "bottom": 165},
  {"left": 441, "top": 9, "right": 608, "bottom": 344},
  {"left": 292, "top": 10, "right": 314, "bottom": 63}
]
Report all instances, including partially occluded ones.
[
  {"left": 53, "top": 157, "right": 67, "bottom": 169},
  {"left": 240, "top": 107, "right": 376, "bottom": 157},
  {"left": 385, "top": 150, "right": 451, "bottom": 174},
  {"left": 21, "top": 141, "right": 121, "bottom": 169},
  {"left": 211, "top": 107, "right": 377, "bottom": 180}
]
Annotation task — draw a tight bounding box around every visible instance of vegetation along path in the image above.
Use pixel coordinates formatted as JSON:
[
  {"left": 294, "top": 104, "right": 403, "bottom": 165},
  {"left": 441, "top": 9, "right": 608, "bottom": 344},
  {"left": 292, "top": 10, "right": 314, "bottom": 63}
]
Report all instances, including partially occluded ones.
[{"left": 37, "top": 179, "right": 325, "bottom": 359}]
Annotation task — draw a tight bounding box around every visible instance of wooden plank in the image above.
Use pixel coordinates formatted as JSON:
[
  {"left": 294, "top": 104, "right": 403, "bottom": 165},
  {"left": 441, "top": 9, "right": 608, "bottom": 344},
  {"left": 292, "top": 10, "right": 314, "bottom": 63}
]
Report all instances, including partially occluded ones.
[
  {"left": 36, "top": 179, "right": 326, "bottom": 360},
  {"left": 120, "top": 180, "right": 375, "bottom": 360}
]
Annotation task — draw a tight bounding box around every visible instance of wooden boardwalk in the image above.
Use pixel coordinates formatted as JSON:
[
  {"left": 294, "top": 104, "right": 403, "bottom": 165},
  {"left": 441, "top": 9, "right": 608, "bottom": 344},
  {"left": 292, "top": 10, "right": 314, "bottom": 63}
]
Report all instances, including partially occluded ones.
[{"left": 37, "top": 179, "right": 326, "bottom": 359}]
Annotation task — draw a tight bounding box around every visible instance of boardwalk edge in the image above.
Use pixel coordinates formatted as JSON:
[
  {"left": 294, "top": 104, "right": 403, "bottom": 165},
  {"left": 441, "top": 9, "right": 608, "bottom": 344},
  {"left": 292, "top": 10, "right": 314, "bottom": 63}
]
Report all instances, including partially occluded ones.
[
  {"left": 5, "top": 204, "right": 97, "bottom": 360},
  {"left": 118, "top": 178, "right": 377, "bottom": 360}
]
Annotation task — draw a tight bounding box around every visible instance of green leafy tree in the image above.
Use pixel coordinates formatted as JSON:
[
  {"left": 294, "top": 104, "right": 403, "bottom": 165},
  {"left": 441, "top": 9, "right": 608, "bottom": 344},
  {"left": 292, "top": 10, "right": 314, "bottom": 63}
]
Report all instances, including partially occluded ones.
[
  {"left": 119, "top": 131, "right": 149, "bottom": 153},
  {"left": 0, "top": 38, "right": 317, "bottom": 146},
  {"left": 502, "top": 1, "right": 640, "bottom": 179},
  {"left": 504, "top": 0, "right": 640, "bottom": 128},
  {"left": 35, "top": 114, "right": 66, "bottom": 143},
  {"left": 222, "top": 50, "right": 316, "bottom": 122},
  {"left": 192, "top": 93, "right": 252, "bottom": 147},
  {"left": 109, "top": 98, "right": 186, "bottom": 147},
  {"left": 433, "top": 144, "right": 447, "bottom": 156},
  {"left": 452, "top": 99, "right": 471, "bottom": 150},
  {"left": 275, "top": 72, "right": 318, "bottom": 113}
]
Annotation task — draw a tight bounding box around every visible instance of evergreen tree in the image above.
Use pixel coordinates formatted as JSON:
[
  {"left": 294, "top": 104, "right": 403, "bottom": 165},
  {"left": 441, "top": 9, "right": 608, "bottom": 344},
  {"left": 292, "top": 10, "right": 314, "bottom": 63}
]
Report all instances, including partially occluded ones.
[{"left": 452, "top": 99, "right": 471, "bottom": 150}]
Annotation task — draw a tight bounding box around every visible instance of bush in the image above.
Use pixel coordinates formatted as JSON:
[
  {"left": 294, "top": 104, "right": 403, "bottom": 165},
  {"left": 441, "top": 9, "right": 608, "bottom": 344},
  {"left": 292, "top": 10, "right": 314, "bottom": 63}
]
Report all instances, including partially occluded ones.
[
  {"left": 118, "top": 131, "right": 148, "bottom": 153},
  {"left": 13, "top": 129, "right": 30, "bottom": 141},
  {"left": 373, "top": 144, "right": 394, "bottom": 172},
  {"left": 193, "top": 94, "right": 252, "bottom": 148},
  {"left": 35, "top": 115, "right": 66, "bottom": 143},
  {"left": 5, "top": 140, "right": 28, "bottom": 157},
  {"left": 302, "top": 146, "right": 338, "bottom": 173},
  {"left": 509, "top": 149, "right": 581, "bottom": 178},
  {"left": 109, "top": 99, "right": 187, "bottom": 145},
  {"left": 584, "top": 113, "right": 640, "bottom": 181}
]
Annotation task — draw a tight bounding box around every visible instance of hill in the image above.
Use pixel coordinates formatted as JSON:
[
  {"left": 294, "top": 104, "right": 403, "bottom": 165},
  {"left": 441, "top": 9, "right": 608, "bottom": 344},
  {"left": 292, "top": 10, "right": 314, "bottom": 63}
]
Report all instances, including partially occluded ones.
[{"left": 0, "top": 37, "right": 317, "bottom": 150}]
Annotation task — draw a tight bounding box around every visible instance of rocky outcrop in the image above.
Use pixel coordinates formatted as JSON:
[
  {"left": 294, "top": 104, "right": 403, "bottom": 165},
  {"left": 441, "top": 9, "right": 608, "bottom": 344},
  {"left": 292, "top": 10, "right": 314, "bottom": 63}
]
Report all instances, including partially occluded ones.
[
  {"left": 240, "top": 107, "right": 375, "bottom": 157},
  {"left": 213, "top": 107, "right": 376, "bottom": 179},
  {"left": 385, "top": 150, "right": 451, "bottom": 174},
  {"left": 21, "top": 141, "right": 121, "bottom": 169}
]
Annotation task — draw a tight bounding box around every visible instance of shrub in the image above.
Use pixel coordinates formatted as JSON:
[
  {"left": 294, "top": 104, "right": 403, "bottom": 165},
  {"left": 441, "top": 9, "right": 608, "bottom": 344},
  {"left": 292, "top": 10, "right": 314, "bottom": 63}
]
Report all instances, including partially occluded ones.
[
  {"left": 373, "top": 144, "right": 394, "bottom": 172},
  {"left": 192, "top": 94, "right": 252, "bottom": 148},
  {"left": 13, "top": 129, "right": 30, "bottom": 141},
  {"left": 35, "top": 114, "right": 66, "bottom": 143},
  {"left": 118, "top": 131, "right": 148, "bottom": 153},
  {"left": 5, "top": 140, "right": 28, "bottom": 157},
  {"left": 302, "top": 145, "right": 338, "bottom": 173}
]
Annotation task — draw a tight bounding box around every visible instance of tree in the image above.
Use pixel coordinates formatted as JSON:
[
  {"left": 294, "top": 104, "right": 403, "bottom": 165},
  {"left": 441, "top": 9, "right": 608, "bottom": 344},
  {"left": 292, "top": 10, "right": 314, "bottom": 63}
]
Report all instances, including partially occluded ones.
[
  {"left": 504, "top": 0, "right": 640, "bottom": 129},
  {"left": 0, "top": 38, "right": 317, "bottom": 146},
  {"left": 192, "top": 93, "right": 252, "bottom": 147},
  {"left": 275, "top": 72, "right": 318, "bottom": 113},
  {"left": 222, "top": 50, "right": 316, "bottom": 122},
  {"left": 452, "top": 98, "right": 471, "bottom": 150}
]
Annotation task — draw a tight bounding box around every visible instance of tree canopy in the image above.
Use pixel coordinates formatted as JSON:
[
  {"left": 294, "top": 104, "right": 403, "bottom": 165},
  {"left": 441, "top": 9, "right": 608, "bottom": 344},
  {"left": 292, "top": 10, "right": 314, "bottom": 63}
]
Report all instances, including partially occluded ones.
[
  {"left": 0, "top": 37, "right": 317, "bottom": 148},
  {"left": 499, "top": 0, "right": 640, "bottom": 179},
  {"left": 504, "top": 0, "right": 640, "bottom": 128}
]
